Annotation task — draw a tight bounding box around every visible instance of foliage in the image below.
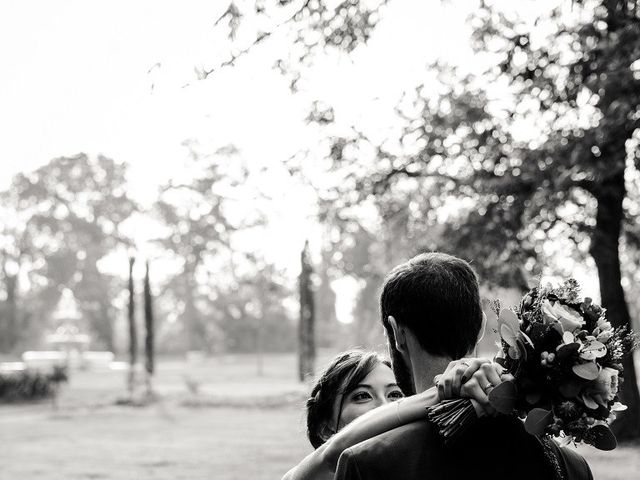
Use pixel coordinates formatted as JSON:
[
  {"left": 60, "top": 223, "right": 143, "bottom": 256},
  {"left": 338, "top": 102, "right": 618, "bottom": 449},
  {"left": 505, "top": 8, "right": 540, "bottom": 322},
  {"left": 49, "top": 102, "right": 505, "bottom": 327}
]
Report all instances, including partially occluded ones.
[
  {"left": 0, "top": 366, "right": 67, "bottom": 402},
  {"left": 151, "top": 143, "right": 248, "bottom": 352},
  {"left": 214, "top": 258, "right": 296, "bottom": 354},
  {"left": 0, "top": 154, "right": 137, "bottom": 351},
  {"left": 203, "top": 0, "right": 390, "bottom": 90}
]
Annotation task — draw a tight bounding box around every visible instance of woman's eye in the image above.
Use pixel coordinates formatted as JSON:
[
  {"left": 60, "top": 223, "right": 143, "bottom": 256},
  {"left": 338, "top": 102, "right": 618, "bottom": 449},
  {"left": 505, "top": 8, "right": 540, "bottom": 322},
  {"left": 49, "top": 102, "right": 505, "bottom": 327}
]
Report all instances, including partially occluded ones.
[
  {"left": 388, "top": 390, "right": 404, "bottom": 400},
  {"left": 352, "top": 391, "right": 372, "bottom": 402}
]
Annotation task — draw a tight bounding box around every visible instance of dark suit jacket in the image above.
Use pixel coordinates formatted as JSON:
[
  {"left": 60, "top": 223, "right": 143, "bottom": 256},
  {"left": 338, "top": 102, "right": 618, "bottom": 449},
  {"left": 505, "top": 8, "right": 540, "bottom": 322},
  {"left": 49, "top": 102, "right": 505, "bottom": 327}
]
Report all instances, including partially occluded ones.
[{"left": 334, "top": 416, "right": 592, "bottom": 480}]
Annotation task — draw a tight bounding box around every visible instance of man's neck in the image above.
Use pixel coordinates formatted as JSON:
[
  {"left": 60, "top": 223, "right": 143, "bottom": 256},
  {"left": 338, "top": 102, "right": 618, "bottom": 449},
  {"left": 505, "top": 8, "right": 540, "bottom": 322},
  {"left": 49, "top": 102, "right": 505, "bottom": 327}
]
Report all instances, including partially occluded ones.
[{"left": 409, "top": 348, "right": 451, "bottom": 393}]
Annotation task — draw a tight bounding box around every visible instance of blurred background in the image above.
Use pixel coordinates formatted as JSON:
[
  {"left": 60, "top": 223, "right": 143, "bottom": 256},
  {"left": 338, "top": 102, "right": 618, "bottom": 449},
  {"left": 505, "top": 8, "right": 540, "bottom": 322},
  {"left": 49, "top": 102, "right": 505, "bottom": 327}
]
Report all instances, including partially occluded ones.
[{"left": 0, "top": 0, "right": 639, "bottom": 479}]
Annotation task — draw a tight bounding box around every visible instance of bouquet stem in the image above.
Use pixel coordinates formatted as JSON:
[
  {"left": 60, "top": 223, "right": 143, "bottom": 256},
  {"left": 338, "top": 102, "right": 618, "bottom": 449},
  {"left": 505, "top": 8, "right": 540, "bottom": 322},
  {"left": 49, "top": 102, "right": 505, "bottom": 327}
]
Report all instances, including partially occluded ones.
[{"left": 426, "top": 398, "right": 478, "bottom": 444}]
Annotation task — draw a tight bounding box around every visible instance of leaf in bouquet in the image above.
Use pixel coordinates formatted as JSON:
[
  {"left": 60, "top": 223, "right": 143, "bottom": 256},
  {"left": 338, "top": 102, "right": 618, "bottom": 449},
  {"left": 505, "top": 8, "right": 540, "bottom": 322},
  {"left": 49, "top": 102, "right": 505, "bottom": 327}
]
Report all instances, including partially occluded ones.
[
  {"left": 572, "top": 362, "right": 600, "bottom": 380},
  {"left": 590, "top": 425, "right": 617, "bottom": 451},
  {"left": 551, "top": 322, "right": 564, "bottom": 337},
  {"left": 612, "top": 402, "right": 627, "bottom": 412},
  {"left": 556, "top": 342, "right": 580, "bottom": 362},
  {"left": 527, "top": 322, "right": 548, "bottom": 344},
  {"left": 563, "top": 331, "right": 575, "bottom": 344},
  {"left": 524, "top": 408, "right": 554, "bottom": 436},
  {"left": 516, "top": 338, "right": 528, "bottom": 361},
  {"left": 495, "top": 356, "right": 507, "bottom": 368},
  {"left": 508, "top": 345, "right": 521, "bottom": 359},
  {"left": 499, "top": 309, "right": 520, "bottom": 331},
  {"left": 559, "top": 381, "right": 582, "bottom": 398},
  {"left": 579, "top": 341, "right": 607, "bottom": 361},
  {"left": 501, "top": 324, "right": 518, "bottom": 347},
  {"left": 525, "top": 392, "right": 542, "bottom": 404},
  {"left": 581, "top": 393, "right": 599, "bottom": 410},
  {"left": 488, "top": 380, "right": 517, "bottom": 414},
  {"left": 520, "top": 331, "right": 535, "bottom": 348}
]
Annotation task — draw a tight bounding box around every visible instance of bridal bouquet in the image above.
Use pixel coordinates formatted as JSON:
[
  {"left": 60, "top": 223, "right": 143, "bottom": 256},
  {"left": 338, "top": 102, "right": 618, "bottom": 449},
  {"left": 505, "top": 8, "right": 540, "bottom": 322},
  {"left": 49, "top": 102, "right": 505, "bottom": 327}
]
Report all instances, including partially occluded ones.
[{"left": 427, "top": 279, "right": 637, "bottom": 450}]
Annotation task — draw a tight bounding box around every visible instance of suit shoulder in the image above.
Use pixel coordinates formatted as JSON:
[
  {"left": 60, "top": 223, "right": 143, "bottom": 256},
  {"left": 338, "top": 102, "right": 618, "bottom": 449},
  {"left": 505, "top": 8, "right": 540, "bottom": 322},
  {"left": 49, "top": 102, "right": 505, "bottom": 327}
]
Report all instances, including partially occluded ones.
[
  {"left": 337, "top": 421, "right": 451, "bottom": 480},
  {"left": 345, "top": 420, "right": 439, "bottom": 458}
]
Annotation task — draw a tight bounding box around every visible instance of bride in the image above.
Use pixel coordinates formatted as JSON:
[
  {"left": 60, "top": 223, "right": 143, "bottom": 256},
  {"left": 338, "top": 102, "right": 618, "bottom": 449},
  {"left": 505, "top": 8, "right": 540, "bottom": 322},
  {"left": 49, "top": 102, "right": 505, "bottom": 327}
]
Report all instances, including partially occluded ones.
[{"left": 282, "top": 349, "right": 501, "bottom": 480}]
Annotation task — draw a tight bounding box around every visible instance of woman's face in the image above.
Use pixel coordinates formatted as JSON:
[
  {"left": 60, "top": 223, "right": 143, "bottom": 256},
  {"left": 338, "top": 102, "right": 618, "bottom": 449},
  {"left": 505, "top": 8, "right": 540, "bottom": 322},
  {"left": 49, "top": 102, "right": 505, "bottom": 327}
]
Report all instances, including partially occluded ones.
[{"left": 335, "top": 363, "right": 404, "bottom": 430}]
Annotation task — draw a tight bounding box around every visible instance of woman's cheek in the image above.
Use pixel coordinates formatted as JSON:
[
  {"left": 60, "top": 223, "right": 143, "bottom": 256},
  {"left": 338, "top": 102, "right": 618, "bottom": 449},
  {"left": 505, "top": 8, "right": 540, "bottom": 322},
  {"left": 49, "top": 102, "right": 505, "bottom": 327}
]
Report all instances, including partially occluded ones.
[{"left": 339, "top": 403, "right": 370, "bottom": 428}]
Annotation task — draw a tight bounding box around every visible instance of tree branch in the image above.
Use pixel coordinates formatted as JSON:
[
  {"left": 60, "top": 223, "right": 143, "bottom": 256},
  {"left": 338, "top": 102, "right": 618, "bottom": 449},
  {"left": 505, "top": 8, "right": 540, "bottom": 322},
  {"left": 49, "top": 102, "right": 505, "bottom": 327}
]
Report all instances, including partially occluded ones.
[{"left": 199, "top": 0, "right": 312, "bottom": 79}]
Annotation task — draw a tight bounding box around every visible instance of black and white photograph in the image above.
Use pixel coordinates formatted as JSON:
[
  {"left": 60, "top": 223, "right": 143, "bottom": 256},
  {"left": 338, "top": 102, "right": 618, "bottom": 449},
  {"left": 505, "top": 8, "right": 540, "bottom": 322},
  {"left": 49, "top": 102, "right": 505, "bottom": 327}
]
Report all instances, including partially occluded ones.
[{"left": 1, "top": 1, "right": 640, "bottom": 479}]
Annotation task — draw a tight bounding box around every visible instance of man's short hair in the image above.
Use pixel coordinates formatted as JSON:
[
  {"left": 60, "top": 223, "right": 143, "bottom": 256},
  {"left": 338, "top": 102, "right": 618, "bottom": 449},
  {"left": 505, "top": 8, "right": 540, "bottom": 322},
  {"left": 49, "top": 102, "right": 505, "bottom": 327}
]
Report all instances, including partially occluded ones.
[{"left": 380, "top": 252, "right": 483, "bottom": 360}]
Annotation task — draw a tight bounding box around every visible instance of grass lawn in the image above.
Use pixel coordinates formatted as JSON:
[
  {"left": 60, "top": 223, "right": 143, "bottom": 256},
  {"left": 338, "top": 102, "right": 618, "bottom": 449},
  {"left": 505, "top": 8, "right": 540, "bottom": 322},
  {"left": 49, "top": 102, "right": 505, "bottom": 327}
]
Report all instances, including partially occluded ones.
[{"left": 1, "top": 353, "right": 639, "bottom": 479}]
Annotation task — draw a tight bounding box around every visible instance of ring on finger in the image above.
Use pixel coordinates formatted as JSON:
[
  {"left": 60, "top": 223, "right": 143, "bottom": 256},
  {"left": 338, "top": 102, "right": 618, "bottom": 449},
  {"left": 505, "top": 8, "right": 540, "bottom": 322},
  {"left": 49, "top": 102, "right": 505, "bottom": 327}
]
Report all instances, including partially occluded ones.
[{"left": 483, "top": 382, "right": 494, "bottom": 392}]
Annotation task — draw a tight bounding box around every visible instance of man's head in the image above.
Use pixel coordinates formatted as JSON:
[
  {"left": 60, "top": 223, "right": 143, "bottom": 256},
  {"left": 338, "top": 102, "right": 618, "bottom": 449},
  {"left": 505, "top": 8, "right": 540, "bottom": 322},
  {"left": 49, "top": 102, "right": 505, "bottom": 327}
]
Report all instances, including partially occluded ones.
[{"left": 380, "top": 252, "right": 484, "bottom": 394}]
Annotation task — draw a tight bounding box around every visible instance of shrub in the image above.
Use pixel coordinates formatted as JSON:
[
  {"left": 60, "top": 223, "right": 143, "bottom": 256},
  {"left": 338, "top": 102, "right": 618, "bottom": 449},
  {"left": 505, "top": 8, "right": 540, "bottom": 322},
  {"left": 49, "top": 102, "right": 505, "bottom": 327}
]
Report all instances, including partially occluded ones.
[{"left": 0, "top": 366, "right": 68, "bottom": 402}]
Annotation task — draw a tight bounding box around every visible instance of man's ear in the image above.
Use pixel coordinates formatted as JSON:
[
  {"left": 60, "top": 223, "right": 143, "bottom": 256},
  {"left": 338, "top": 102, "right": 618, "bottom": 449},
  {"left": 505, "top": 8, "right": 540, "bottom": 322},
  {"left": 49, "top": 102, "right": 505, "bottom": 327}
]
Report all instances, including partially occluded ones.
[
  {"left": 388, "top": 315, "right": 408, "bottom": 353},
  {"left": 476, "top": 312, "right": 488, "bottom": 345}
]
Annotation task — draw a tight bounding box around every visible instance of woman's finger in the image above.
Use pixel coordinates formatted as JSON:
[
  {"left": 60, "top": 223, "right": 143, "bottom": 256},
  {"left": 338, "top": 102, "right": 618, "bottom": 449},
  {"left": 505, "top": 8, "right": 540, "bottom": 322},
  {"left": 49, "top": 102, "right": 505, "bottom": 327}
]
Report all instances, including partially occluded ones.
[
  {"left": 460, "top": 358, "right": 492, "bottom": 383},
  {"left": 441, "top": 363, "right": 467, "bottom": 399},
  {"left": 501, "top": 372, "right": 515, "bottom": 383},
  {"left": 479, "top": 363, "right": 503, "bottom": 393},
  {"left": 437, "top": 359, "right": 470, "bottom": 399},
  {"left": 449, "top": 364, "right": 468, "bottom": 397},
  {"left": 460, "top": 377, "right": 489, "bottom": 405}
]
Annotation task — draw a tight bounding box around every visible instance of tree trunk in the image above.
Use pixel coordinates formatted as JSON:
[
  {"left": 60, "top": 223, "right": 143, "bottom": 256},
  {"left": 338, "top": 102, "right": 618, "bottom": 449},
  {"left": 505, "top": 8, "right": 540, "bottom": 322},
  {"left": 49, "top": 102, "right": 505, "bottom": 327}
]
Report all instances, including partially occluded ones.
[
  {"left": 4, "top": 271, "right": 18, "bottom": 352},
  {"left": 256, "top": 314, "right": 264, "bottom": 376},
  {"left": 298, "top": 241, "right": 316, "bottom": 382},
  {"left": 144, "top": 261, "right": 155, "bottom": 396},
  {"left": 0, "top": 263, "right": 19, "bottom": 353},
  {"left": 127, "top": 256, "right": 137, "bottom": 397},
  {"left": 93, "top": 301, "right": 114, "bottom": 352},
  {"left": 256, "top": 283, "right": 264, "bottom": 376},
  {"left": 589, "top": 172, "right": 640, "bottom": 441}
]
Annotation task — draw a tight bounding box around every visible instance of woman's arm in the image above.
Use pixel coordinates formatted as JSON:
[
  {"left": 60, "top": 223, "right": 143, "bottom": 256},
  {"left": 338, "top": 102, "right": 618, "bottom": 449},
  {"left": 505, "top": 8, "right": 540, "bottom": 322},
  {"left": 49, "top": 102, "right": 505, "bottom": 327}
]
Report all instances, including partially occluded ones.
[
  {"left": 320, "top": 387, "right": 439, "bottom": 469},
  {"left": 282, "top": 387, "right": 439, "bottom": 480}
]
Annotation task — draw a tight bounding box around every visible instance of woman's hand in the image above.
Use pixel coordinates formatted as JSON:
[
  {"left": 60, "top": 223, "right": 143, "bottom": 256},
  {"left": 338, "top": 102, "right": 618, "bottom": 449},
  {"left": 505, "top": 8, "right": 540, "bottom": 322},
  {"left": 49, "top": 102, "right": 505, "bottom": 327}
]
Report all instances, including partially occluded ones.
[{"left": 435, "top": 358, "right": 514, "bottom": 414}]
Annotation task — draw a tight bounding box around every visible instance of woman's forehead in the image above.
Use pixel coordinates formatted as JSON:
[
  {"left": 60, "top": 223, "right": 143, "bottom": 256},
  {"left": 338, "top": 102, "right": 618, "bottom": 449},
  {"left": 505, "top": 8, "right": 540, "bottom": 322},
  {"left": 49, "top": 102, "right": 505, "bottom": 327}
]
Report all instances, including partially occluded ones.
[{"left": 359, "top": 363, "right": 396, "bottom": 386}]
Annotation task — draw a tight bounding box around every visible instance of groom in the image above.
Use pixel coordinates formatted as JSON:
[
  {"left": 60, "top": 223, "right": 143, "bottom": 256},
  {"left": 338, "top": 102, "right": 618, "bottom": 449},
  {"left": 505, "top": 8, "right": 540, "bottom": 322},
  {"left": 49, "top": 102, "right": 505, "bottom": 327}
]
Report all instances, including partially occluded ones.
[{"left": 335, "top": 252, "right": 591, "bottom": 480}]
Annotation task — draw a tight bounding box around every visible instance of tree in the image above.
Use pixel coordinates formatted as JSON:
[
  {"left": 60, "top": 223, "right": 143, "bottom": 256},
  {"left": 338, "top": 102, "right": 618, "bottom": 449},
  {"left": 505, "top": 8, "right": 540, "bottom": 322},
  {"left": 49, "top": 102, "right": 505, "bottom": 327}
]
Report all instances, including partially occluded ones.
[
  {"left": 152, "top": 143, "right": 240, "bottom": 352},
  {"left": 319, "top": 0, "right": 640, "bottom": 439},
  {"left": 451, "top": 0, "right": 640, "bottom": 440},
  {"left": 0, "top": 259, "right": 18, "bottom": 352},
  {"left": 0, "top": 154, "right": 137, "bottom": 350},
  {"left": 144, "top": 260, "right": 155, "bottom": 395},
  {"left": 298, "top": 240, "right": 316, "bottom": 381},
  {"left": 127, "top": 256, "right": 137, "bottom": 397},
  {"left": 201, "top": 0, "right": 390, "bottom": 90},
  {"left": 208, "top": 253, "right": 295, "bottom": 355}
]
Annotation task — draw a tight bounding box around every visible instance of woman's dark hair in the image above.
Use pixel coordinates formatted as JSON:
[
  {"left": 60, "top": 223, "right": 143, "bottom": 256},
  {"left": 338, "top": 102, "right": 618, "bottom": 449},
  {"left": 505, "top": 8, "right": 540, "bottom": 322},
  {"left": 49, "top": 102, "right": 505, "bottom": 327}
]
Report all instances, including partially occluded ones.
[{"left": 306, "top": 349, "right": 390, "bottom": 449}]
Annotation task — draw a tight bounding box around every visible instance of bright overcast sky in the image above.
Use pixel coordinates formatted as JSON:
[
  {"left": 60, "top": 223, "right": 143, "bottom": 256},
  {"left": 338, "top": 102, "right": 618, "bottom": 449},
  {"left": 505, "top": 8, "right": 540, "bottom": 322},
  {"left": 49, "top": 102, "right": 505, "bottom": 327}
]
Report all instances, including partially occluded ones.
[{"left": 0, "top": 0, "right": 501, "bottom": 192}]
